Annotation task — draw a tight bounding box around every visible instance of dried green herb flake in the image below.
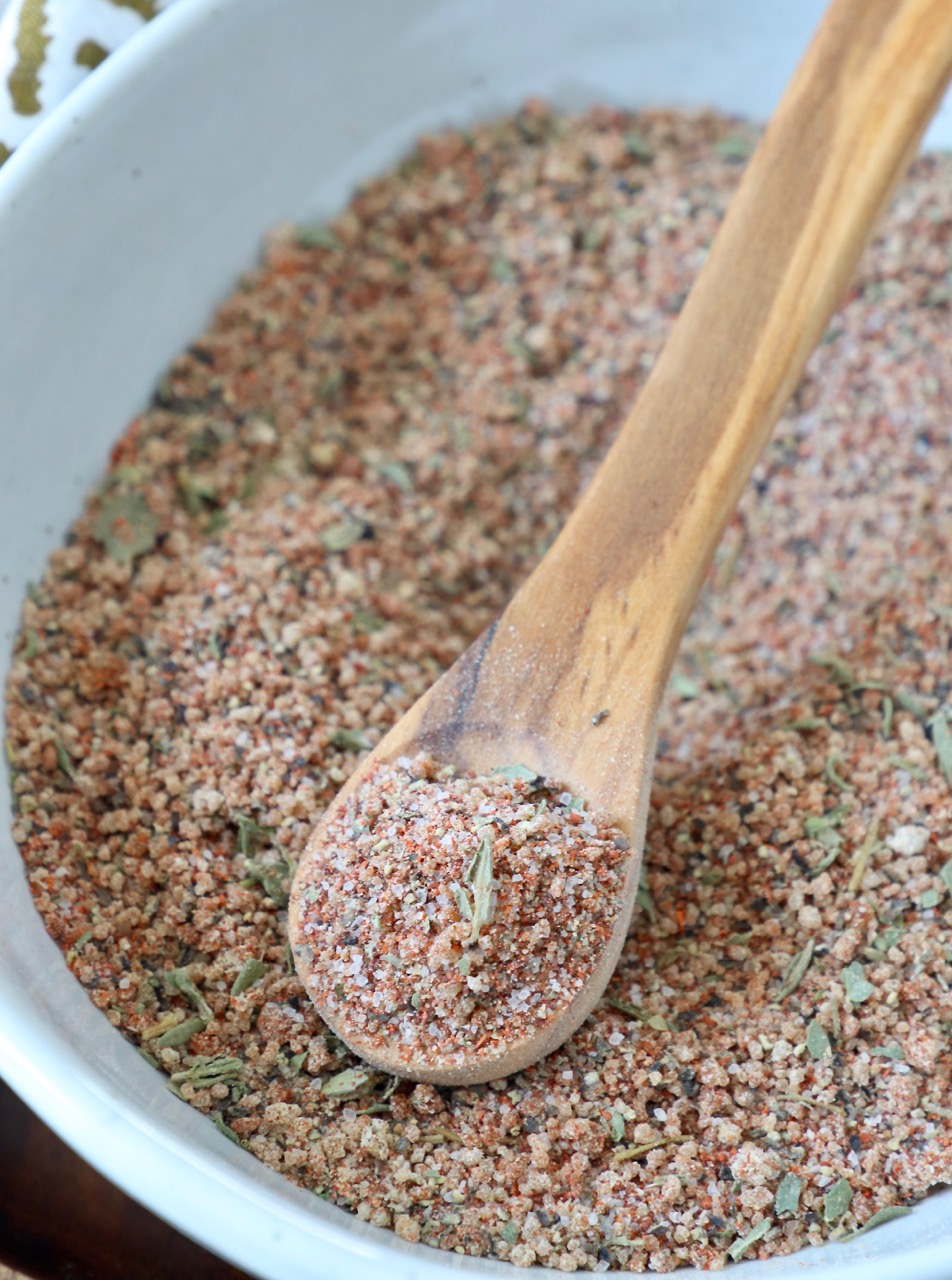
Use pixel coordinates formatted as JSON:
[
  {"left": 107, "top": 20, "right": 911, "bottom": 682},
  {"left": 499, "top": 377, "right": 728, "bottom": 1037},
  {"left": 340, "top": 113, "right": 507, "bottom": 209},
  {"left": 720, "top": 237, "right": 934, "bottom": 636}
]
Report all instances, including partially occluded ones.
[
  {"left": 881, "top": 694, "right": 895, "bottom": 738},
  {"left": 870, "top": 1044, "right": 903, "bottom": 1061},
  {"left": 624, "top": 132, "right": 655, "bottom": 162},
  {"left": 154, "top": 1017, "right": 207, "bottom": 1048},
  {"left": 321, "top": 517, "right": 366, "bottom": 552},
  {"left": 352, "top": 610, "right": 385, "bottom": 634},
  {"left": 607, "top": 997, "right": 648, "bottom": 1022},
  {"left": 876, "top": 924, "right": 905, "bottom": 951},
  {"left": 465, "top": 834, "right": 495, "bottom": 946},
  {"left": 235, "top": 812, "right": 273, "bottom": 857},
  {"left": 823, "top": 1177, "right": 854, "bottom": 1224},
  {"left": 322, "top": 1068, "right": 377, "bottom": 1099},
  {"left": 896, "top": 690, "right": 929, "bottom": 719},
  {"left": 613, "top": 1135, "right": 689, "bottom": 1163},
  {"left": 637, "top": 866, "right": 657, "bottom": 922},
  {"left": 493, "top": 764, "right": 541, "bottom": 783},
  {"left": 93, "top": 493, "right": 158, "bottom": 563},
  {"left": 331, "top": 727, "right": 370, "bottom": 752},
  {"left": 727, "top": 1217, "right": 771, "bottom": 1260},
  {"left": 930, "top": 710, "right": 952, "bottom": 783},
  {"left": 775, "top": 1172, "right": 802, "bottom": 1215},
  {"left": 166, "top": 968, "right": 214, "bottom": 1023},
  {"left": 297, "top": 223, "right": 341, "bottom": 250},
  {"left": 372, "top": 459, "right": 413, "bottom": 491},
  {"left": 453, "top": 886, "right": 473, "bottom": 921},
  {"left": 824, "top": 754, "right": 854, "bottom": 792},
  {"left": 212, "top": 1112, "right": 242, "bottom": 1145},
  {"left": 842, "top": 961, "right": 874, "bottom": 1005},
  {"left": 806, "top": 1019, "right": 831, "bottom": 1060},
  {"left": 234, "top": 814, "right": 290, "bottom": 904},
  {"left": 176, "top": 467, "right": 218, "bottom": 516},
  {"left": 809, "top": 652, "right": 854, "bottom": 686},
  {"left": 777, "top": 939, "right": 815, "bottom": 1000},
  {"left": 230, "top": 957, "right": 267, "bottom": 998},
  {"left": 886, "top": 754, "right": 929, "bottom": 780},
  {"left": 804, "top": 809, "right": 845, "bottom": 839},
  {"left": 840, "top": 1205, "right": 912, "bottom": 1242},
  {"left": 54, "top": 737, "right": 76, "bottom": 780},
  {"left": 169, "top": 1055, "right": 242, "bottom": 1088},
  {"left": 671, "top": 673, "right": 702, "bottom": 700},
  {"left": 490, "top": 256, "right": 518, "bottom": 282},
  {"left": 812, "top": 846, "right": 844, "bottom": 876}
]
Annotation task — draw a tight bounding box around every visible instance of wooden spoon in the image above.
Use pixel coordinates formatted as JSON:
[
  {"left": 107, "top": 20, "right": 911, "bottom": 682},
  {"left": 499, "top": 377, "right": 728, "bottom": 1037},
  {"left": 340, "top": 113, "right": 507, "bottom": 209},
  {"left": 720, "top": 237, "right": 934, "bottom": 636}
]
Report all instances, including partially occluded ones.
[{"left": 290, "top": 0, "right": 952, "bottom": 1085}]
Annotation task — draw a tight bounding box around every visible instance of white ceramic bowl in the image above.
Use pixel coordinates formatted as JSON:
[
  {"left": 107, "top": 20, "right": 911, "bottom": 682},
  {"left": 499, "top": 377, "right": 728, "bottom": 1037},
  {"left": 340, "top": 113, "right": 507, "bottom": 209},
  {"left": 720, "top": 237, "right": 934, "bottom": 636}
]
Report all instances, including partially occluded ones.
[{"left": 3, "top": 2, "right": 952, "bottom": 1277}]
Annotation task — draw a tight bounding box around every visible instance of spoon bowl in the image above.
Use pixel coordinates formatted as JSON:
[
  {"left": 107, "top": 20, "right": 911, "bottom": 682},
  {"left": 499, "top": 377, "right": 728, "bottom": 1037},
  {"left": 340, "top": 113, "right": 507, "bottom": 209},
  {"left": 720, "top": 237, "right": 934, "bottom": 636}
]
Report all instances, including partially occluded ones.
[{"left": 291, "top": 0, "right": 952, "bottom": 1085}]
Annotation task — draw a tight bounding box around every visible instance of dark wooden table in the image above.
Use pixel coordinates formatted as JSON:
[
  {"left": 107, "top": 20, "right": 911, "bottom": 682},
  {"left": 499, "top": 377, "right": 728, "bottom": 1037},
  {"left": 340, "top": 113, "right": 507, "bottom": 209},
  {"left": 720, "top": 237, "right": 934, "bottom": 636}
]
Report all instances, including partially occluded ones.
[{"left": 0, "top": 1078, "right": 251, "bottom": 1280}]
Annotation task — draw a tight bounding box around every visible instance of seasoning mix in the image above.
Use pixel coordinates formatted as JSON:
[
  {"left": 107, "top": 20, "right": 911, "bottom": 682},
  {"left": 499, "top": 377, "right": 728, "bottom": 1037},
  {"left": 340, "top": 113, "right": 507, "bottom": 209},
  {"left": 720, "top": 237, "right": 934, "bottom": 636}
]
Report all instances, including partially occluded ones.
[
  {"left": 5, "top": 102, "right": 952, "bottom": 1270},
  {"left": 290, "top": 755, "right": 629, "bottom": 1078}
]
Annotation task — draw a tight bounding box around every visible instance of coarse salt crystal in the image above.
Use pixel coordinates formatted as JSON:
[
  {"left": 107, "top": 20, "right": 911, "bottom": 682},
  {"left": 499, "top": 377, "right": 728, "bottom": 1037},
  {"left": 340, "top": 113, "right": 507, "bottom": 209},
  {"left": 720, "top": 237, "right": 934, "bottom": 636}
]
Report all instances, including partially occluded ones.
[{"left": 886, "top": 824, "right": 929, "bottom": 855}]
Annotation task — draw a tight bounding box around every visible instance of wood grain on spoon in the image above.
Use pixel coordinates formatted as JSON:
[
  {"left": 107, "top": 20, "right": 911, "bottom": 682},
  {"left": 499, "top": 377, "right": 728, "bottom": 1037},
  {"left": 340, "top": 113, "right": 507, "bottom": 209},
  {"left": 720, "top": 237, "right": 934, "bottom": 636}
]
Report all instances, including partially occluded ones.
[{"left": 290, "top": 0, "right": 952, "bottom": 1084}]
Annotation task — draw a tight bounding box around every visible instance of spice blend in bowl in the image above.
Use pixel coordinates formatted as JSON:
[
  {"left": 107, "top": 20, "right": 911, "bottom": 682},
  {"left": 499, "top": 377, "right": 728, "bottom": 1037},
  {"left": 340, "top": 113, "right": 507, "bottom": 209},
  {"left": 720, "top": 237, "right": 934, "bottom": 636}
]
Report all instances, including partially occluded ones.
[{"left": 5, "top": 102, "right": 952, "bottom": 1270}]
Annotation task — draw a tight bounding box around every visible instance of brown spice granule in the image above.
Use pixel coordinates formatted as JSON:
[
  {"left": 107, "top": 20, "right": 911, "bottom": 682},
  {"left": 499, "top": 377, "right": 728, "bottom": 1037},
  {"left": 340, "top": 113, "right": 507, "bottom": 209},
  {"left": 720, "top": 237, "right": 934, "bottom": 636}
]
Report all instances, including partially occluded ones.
[
  {"left": 291, "top": 755, "right": 628, "bottom": 1075},
  {"left": 5, "top": 100, "right": 952, "bottom": 1270}
]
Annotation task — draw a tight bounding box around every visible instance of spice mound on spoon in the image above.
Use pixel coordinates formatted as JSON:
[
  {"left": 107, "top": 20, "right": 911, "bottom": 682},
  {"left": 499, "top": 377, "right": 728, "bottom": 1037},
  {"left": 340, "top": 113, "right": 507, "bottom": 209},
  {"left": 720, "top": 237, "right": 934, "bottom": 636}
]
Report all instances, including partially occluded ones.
[
  {"left": 290, "top": 0, "right": 952, "bottom": 1085},
  {"left": 296, "top": 755, "right": 631, "bottom": 1080}
]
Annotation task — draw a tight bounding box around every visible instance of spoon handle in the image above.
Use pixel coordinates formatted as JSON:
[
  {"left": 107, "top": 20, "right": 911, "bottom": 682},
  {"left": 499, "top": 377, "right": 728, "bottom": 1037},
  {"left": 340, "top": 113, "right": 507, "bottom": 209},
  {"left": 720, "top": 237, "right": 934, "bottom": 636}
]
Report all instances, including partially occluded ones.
[{"left": 443, "top": 0, "right": 952, "bottom": 817}]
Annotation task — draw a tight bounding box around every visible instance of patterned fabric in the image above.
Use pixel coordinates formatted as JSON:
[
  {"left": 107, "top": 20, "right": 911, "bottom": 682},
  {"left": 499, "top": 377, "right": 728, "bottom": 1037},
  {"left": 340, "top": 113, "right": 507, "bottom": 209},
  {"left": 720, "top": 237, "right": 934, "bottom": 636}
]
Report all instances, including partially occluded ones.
[{"left": 0, "top": 0, "right": 180, "bottom": 164}]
